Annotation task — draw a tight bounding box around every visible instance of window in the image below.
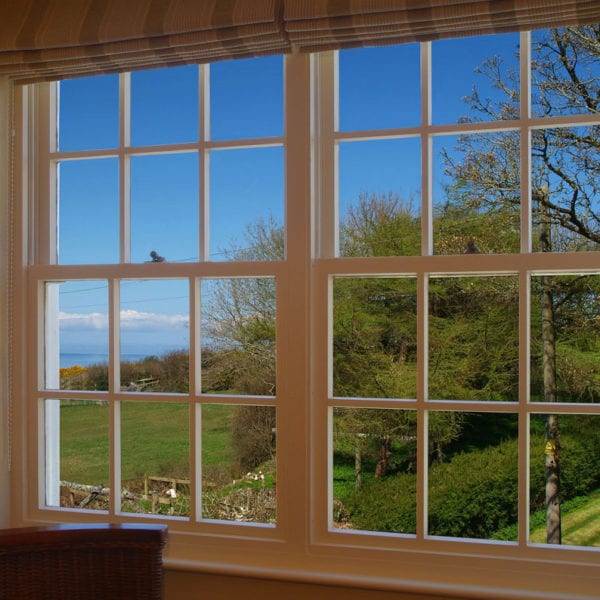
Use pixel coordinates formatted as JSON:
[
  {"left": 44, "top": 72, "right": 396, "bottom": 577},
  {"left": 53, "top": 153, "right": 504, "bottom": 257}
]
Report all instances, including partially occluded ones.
[
  {"left": 15, "top": 26, "right": 600, "bottom": 598},
  {"left": 37, "top": 57, "right": 285, "bottom": 524}
]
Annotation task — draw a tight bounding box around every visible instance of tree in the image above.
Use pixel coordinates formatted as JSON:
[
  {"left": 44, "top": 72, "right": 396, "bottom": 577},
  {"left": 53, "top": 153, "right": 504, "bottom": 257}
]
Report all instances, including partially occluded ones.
[
  {"left": 202, "top": 216, "right": 281, "bottom": 397},
  {"left": 441, "top": 25, "right": 600, "bottom": 543},
  {"left": 341, "top": 192, "right": 421, "bottom": 257},
  {"left": 202, "top": 217, "right": 281, "bottom": 469},
  {"left": 334, "top": 194, "right": 470, "bottom": 477}
]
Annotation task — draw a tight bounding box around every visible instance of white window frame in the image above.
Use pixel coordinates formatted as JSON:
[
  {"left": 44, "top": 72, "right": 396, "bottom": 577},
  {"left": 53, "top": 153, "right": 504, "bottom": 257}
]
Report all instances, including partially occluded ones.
[{"left": 7, "top": 32, "right": 600, "bottom": 599}]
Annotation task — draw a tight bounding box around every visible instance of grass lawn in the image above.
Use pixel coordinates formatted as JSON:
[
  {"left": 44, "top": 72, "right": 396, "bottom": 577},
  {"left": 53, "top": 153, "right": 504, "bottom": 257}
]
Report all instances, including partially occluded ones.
[
  {"left": 121, "top": 401, "right": 190, "bottom": 480},
  {"left": 332, "top": 458, "right": 381, "bottom": 503},
  {"left": 529, "top": 489, "right": 600, "bottom": 547},
  {"left": 60, "top": 401, "right": 233, "bottom": 485},
  {"left": 201, "top": 403, "right": 234, "bottom": 466},
  {"left": 59, "top": 401, "right": 109, "bottom": 485}
]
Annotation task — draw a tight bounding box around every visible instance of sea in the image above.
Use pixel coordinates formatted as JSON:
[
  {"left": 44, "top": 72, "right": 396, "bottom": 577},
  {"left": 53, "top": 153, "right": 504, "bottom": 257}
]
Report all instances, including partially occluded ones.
[{"left": 60, "top": 352, "right": 150, "bottom": 369}]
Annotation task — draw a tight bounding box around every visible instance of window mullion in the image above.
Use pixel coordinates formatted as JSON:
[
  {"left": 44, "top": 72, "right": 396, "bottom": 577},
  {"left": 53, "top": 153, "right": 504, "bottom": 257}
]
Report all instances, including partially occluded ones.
[
  {"left": 520, "top": 30, "right": 532, "bottom": 254},
  {"left": 417, "top": 271, "right": 428, "bottom": 540},
  {"left": 199, "top": 64, "right": 209, "bottom": 262},
  {"left": 420, "top": 41, "right": 433, "bottom": 257},
  {"left": 316, "top": 52, "right": 336, "bottom": 259},
  {"left": 120, "top": 73, "right": 131, "bottom": 264},
  {"left": 108, "top": 278, "right": 119, "bottom": 514},
  {"left": 36, "top": 84, "right": 55, "bottom": 266},
  {"left": 192, "top": 278, "right": 201, "bottom": 521},
  {"left": 518, "top": 269, "right": 531, "bottom": 547},
  {"left": 278, "top": 52, "right": 312, "bottom": 541}
]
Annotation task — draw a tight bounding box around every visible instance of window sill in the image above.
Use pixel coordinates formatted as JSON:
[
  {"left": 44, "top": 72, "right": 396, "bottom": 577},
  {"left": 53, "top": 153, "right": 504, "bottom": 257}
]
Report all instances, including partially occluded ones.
[{"left": 164, "top": 530, "right": 600, "bottom": 600}]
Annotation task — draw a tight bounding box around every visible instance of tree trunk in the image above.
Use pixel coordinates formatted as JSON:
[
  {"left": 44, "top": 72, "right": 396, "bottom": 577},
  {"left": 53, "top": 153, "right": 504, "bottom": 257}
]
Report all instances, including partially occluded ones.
[
  {"left": 354, "top": 440, "right": 363, "bottom": 491},
  {"left": 538, "top": 187, "right": 561, "bottom": 545},
  {"left": 374, "top": 436, "right": 391, "bottom": 478}
]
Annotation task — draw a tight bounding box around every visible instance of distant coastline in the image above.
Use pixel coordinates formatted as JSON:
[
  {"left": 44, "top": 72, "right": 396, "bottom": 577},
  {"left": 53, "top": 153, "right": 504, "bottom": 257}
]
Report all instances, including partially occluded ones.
[{"left": 60, "top": 352, "right": 150, "bottom": 369}]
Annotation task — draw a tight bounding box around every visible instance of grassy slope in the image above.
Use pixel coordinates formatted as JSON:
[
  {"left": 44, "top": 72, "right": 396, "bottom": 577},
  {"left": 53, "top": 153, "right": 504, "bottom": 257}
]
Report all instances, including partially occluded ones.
[
  {"left": 60, "top": 402, "right": 228, "bottom": 484},
  {"left": 529, "top": 489, "right": 600, "bottom": 547},
  {"left": 62, "top": 402, "right": 598, "bottom": 545}
]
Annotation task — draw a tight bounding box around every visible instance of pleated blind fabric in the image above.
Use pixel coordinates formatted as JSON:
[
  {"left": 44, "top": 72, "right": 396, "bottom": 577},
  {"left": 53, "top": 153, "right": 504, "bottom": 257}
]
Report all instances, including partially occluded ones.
[
  {"left": 285, "top": 0, "right": 600, "bottom": 52},
  {"left": 1, "top": 0, "right": 599, "bottom": 82},
  {"left": 0, "top": 0, "right": 285, "bottom": 82}
]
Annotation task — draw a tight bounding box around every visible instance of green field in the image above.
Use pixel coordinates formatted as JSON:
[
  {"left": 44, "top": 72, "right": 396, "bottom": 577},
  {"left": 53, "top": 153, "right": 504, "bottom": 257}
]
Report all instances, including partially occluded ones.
[
  {"left": 60, "top": 401, "right": 597, "bottom": 540},
  {"left": 529, "top": 489, "right": 600, "bottom": 547},
  {"left": 60, "top": 401, "right": 229, "bottom": 484},
  {"left": 59, "top": 400, "right": 276, "bottom": 521}
]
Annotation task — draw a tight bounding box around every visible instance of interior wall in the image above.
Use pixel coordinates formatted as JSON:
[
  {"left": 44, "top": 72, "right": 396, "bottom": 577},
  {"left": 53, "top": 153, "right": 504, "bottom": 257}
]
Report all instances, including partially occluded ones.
[
  {"left": 0, "top": 77, "right": 11, "bottom": 529},
  {"left": 163, "top": 570, "right": 459, "bottom": 600}
]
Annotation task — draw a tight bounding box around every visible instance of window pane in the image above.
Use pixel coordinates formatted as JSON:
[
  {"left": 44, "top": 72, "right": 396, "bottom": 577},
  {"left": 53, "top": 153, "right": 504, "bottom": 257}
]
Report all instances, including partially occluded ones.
[
  {"left": 120, "top": 279, "right": 189, "bottom": 393},
  {"left": 433, "top": 132, "right": 520, "bottom": 255},
  {"left": 121, "top": 401, "right": 190, "bottom": 517},
  {"left": 45, "top": 281, "right": 109, "bottom": 391},
  {"left": 202, "top": 404, "right": 276, "bottom": 524},
  {"left": 339, "top": 139, "right": 421, "bottom": 257},
  {"left": 210, "top": 55, "right": 283, "bottom": 140},
  {"left": 58, "top": 75, "right": 119, "bottom": 151},
  {"left": 332, "top": 407, "right": 417, "bottom": 534},
  {"left": 131, "top": 65, "right": 199, "bottom": 146},
  {"left": 530, "top": 414, "right": 600, "bottom": 547},
  {"left": 531, "top": 26, "right": 600, "bottom": 118},
  {"left": 45, "top": 399, "right": 109, "bottom": 511},
  {"left": 201, "top": 278, "right": 276, "bottom": 396},
  {"left": 333, "top": 277, "right": 417, "bottom": 398},
  {"left": 428, "top": 412, "right": 518, "bottom": 540},
  {"left": 429, "top": 276, "right": 519, "bottom": 401},
  {"left": 58, "top": 158, "right": 119, "bottom": 264},
  {"left": 531, "top": 127, "right": 600, "bottom": 252},
  {"left": 209, "top": 147, "right": 284, "bottom": 261},
  {"left": 432, "top": 33, "right": 520, "bottom": 125},
  {"left": 338, "top": 44, "right": 420, "bottom": 131},
  {"left": 530, "top": 274, "right": 600, "bottom": 403},
  {"left": 130, "top": 153, "right": 199, "bottom": 263}
]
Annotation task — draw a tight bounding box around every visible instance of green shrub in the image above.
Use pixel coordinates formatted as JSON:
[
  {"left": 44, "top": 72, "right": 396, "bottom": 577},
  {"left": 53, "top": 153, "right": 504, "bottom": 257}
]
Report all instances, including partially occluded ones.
[
  {"left": 345, "top": 472, "right": 417, "bottom": 534},
  {"left": 345, "top": 423, "right": 600, "bottom": 539},
  {"left": 428, "top": 439, "right": 519, "bottom": 538},
  {"left": 346, "top": 440, "right": 518, "bottom": 538}
]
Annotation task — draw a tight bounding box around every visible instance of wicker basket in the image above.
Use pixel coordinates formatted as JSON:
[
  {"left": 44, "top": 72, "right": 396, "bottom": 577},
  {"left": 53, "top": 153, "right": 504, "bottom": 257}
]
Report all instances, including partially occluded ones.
[{"left": 0, "top": 523, "right": 167, "bottom": 599}]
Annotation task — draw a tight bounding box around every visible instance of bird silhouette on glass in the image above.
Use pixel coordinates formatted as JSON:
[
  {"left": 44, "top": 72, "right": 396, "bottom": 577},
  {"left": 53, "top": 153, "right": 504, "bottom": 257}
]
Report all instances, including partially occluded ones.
[
  {"left": 149, "top": 250, "right": 166, "bottom": 262},
  {"left": 464, "top": 239, "right": 481, "bottom": 254}
]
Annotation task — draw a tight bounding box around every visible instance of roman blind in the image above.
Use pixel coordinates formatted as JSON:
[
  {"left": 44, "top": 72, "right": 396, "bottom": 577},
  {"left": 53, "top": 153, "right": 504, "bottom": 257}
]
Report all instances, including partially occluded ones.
[{"left": 1, "top": 0, "right": 599, "bottom": 82}]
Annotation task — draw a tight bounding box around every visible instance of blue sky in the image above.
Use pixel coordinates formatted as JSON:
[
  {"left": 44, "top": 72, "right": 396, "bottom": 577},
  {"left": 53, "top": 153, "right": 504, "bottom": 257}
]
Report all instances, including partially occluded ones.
[{"left": 56, "top": 33, "right": 521, "bottom": 360}]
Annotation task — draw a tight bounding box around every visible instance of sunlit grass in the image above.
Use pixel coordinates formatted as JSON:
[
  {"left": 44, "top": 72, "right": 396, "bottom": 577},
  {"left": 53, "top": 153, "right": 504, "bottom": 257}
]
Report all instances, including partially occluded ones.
[
  {"left": 60, "top": 402, "right": 233, "bottom": 484},
  {"left": 60, "top": 402, "right": 109, "bottom": 485},
  {"left": 201, "top": 404, "right": 233, "bottom": 466},
  {"left": 529, "top": 489, "right": 600, "bottom": 547}
]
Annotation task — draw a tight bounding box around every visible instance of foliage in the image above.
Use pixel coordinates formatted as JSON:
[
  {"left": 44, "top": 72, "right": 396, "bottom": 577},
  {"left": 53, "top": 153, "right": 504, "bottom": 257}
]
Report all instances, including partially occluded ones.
[
  {"left": 58, "top": 27, "right": 600, "bottom": 534},
  {"left": 443, "top": 25, "right": 600, "bottom": 253},
  {"left": 60, "top": 350, "right": 190, "bottom": 393},
  {"left": 494, "top": 489, "right": 600, "bottom": 545},
  {"left": 529, "top": 415, "right": 600, "bottom": 511},
  {"left": 342, "top": 422, "right": 600, "bottom": 539},
  {"left": 121, "top": 350, "right": 189, "bottom": 393},
  {"left": 530, "top": 275, "right": 600, "bottom": 403},
  {"left": 231, "top": 406, "right": 276, "bottom": 471},
  {"left": 340, "top": 192, "right": 420, "bottom": 257},
  {"left": 202, "top": 473, "right": 276, "bottom": 523},
  {"left": 428, "top": 276, "right": 519, "bottom": 402}
]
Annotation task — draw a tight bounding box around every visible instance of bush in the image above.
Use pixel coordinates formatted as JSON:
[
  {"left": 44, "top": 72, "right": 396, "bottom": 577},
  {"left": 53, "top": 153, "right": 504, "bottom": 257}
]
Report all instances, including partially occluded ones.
[
  {"left": 231, "top": 406, "right": 276, "bottom": 471},
  {"left": 345, "top": 472, "right": 417, "bottom": 534},
  {"left": 120, "top": 350, "right": 189, "bottom": 393},
  {"left": 345, "top": 423, "right": 600, "bottom": 539},
  {"left": 345, "top": 439, "right": 519, "bottom": 537},
  {"left": 427, "top": 439, "right": 518, "bottom": 539}
]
